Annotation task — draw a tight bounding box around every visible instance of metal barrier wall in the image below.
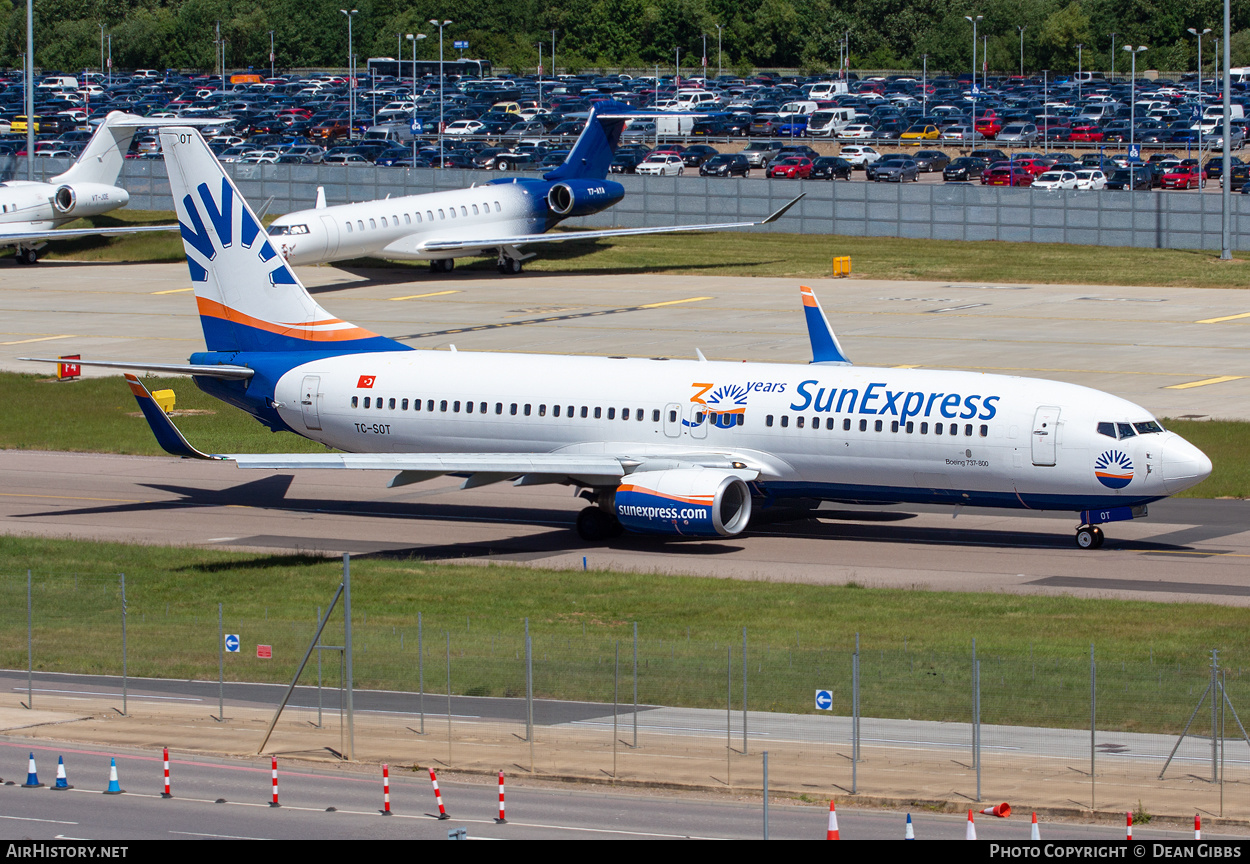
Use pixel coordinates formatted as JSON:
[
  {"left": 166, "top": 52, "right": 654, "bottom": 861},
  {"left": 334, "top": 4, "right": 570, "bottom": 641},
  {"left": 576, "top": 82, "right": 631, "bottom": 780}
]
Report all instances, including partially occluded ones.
[{"left": 12, "top": 156, "right": 1250, "bottom": 252}]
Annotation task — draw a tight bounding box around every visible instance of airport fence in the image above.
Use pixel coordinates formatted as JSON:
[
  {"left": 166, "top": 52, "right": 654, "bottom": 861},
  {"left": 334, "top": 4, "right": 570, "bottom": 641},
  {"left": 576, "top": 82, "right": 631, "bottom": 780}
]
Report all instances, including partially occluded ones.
[
  {"left": 6, "top": 155, "right": 1250, "bottom": 253},
  {"left": 2, "top": 567, "right": 1248, "bottom": 818}
]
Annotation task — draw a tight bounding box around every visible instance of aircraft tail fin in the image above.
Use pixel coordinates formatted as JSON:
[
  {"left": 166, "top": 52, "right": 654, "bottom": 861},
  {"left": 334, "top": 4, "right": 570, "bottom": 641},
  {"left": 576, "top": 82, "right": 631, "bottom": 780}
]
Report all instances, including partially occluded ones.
[
  {"left": 800, "top": 285, "right": 852, "bottom": 365},
  {"left": 52, "top": 112, "right": 197, "bottom": 187},
  {"left": 158, "top": 127, "right": 408, "bottom": 355},
  {"left": 543, "top": 101, "right": 631, "bottom": 181}
]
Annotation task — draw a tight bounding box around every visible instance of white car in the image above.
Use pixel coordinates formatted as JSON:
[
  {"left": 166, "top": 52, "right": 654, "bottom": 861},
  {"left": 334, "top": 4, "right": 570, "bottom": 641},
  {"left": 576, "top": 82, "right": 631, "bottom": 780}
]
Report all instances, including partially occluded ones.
[
  {"left": 1074, "top": 169, "right": 1107, "bottom": 190},
  {"left": 377, "top": 101, "right": 416, "bottom": 119},
  {"left": 239, "top": 150, "right": 281, "bottom": 164},
  {"left": 635, "top": 153, "right": 685, "bottom": 176},
  {"left": 1032, "top": 170, "right": 1079, "bottom": 190},
  {"left": 839, "top": 145, "right": 881, "bottom": 167},
  {"left": 841, "top": 124, "right": 877, "bottom": 139},
  {"left": 444, "top": 120, "right": 485, "bottom": 135}
]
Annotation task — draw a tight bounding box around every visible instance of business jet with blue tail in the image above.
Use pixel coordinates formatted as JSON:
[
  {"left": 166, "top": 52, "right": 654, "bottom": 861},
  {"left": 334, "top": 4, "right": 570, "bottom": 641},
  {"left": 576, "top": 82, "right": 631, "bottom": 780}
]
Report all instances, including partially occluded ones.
[
  {"left": 0, "top": 111, "right": 208, "bottom": 264},
  {"left": 266, "top": 101, "right": 801, "bottom": 274},
  {"left": 27, "top": 127, "right": 1212, "bottom": 549}
]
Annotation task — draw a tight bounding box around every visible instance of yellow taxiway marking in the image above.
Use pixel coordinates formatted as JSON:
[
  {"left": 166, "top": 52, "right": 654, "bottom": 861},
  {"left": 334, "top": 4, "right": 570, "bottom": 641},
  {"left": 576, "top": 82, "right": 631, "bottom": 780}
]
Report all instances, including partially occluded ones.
[
  {"left": 1196, "top": 312, "right": 1250, "bottom": 324},
  {"left": 893, "top": 364, "right": 922, "bottom": 369},
  {"left": 1164, "top": 375, "right": 1246, "bottom": 390},
  {"left": 0, "top": 334, "right": 74, "bottom": 346},
  {"left": 388, "top": 290, "right": 460, "bottom": 301},
  {"left": 1144, "top": 550, "right": 1250, "bottom": 559},
  {"left": 151, "top": 287, "right": 195, "bottom": 295},
  {"left": 638, "top": 296, "right": 713, "bottom": 309}
]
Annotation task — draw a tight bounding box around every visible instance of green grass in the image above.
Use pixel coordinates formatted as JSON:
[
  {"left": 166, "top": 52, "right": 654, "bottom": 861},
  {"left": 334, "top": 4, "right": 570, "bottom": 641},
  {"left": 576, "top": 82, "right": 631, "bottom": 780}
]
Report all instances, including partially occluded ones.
[
  {"left": 0, "top": 373, "right": 1243, "bottom": 497},
  {"left": 0, "top": 373, "right": 329, "bottom": 456},
  {"left": 44, "top": 209, "right": 1250, "bottom": 289},
  {"left": 1, "top": 535, "right": 1247, "bottom": 731}
]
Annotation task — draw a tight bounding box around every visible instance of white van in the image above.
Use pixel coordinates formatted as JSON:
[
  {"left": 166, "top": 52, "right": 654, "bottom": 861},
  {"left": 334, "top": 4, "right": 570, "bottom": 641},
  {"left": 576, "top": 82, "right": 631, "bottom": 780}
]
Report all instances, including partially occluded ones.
[
  {"left": 807, "top": 81, "right": 849, "bottom": 99},
  {"left": 778, "top": 100, "right": 819, "bottom": 118},
  {"left": 675, "top": 89, "right": 720, "bottom": 108},
  {"left": 38, "top": 75, "right": 78, "bottom": 91},
  {"left": 807, "top": 107, "right": 856, "bottom": 137}
]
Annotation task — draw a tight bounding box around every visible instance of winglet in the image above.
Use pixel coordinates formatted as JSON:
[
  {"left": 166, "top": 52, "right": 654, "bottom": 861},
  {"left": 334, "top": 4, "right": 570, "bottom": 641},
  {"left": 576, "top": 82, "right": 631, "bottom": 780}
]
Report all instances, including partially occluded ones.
[
  {"left": 763, "top": 194, "right": 805, "bottom": 224},
  {"left": 800, "top": 285, "right": 852, "bottom": 365},
  {"left": 124, "top": 373, "right": 220, "bottom": 459},
  {"left": 315, "top": 186, "right": 327, "bottom": 209}
]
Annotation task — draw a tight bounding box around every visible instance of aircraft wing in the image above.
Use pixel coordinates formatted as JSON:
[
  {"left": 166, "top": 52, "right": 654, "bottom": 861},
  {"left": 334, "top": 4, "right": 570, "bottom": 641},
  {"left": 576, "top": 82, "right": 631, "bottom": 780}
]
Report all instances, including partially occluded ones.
[
  {"left": 411, "top": 194, "right": 805, "bottom": 254},
  {"left": 122, "top": 373, "right": 760, "bottom": 489},
  {"left": 22, "top": 358, "right": 254, "bottom": 379},
  {"left": 0, "top": 224, "right": 177, "bottom": 246}
]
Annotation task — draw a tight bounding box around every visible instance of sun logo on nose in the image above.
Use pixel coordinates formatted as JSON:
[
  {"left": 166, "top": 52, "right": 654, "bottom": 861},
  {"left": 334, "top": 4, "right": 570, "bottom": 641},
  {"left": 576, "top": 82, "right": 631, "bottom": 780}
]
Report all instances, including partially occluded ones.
[{"left": 1094, "top": 450, "right": 1134, "bottom": 489}]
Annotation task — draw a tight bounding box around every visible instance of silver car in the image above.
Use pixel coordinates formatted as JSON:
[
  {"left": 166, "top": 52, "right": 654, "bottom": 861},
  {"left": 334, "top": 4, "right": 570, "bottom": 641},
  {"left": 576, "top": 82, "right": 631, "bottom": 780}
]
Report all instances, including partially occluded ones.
[
  {"left": 997, "top": 123, "right": 1039, "bottom": 144},
  {"left": 867, "top": 157, "right": 920, "bottom": 182}
]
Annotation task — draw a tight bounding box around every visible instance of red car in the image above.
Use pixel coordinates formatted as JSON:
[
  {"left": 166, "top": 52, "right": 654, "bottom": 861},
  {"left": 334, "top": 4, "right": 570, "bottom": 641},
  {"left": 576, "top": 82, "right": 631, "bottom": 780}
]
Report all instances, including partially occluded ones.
[
  {"left": 1011, "top": 158, "right": 1052, "bottom": 176},
  {"left": 981, "top": 163, "right": 1035, "bottom": 186},
  {"left": 767, "top": 156, "right": 813, "bottom": 179},
  {"left": 974, "top": 111, "right": 1002, "bottom": 139},
  {"left": 1161, "top": 165, "right": 1206, "bottom": 189},
  {"left": 1068, "top": 123, "right": 1105, "bottom": 142}
]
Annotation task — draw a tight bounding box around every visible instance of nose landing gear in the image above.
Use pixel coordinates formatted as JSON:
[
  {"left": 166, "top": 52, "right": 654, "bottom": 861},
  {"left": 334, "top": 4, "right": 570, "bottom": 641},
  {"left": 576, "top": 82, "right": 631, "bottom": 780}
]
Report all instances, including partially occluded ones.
[{"left": 1075, "top": 525, "right": 1105, "bottom": 549}]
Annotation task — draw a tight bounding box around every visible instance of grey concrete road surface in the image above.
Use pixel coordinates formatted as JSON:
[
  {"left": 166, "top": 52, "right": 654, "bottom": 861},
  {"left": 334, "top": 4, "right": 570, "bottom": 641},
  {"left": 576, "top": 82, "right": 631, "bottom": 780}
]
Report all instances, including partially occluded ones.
[
  {"left": 0, "top": 738, "right": 1238, "bottom": 840},
  {"left": 1, "top": 263, "right": 1248, "bottom": 420},
  {"left": 1, "top": 450, "right": 1248, "bottom": 604}
]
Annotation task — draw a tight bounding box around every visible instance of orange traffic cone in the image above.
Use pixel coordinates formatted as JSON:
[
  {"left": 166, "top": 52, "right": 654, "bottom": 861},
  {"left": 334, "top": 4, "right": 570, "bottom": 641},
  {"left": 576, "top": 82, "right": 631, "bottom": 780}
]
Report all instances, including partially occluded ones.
[
  {"left": 981, "top": 802, "right": 1012, "bottom": 818},
  {"left": 1031, "top": 812, "right": 1040, "bottom": 840},
  {"left": 1127, "top": 812, "right": 1133, "bottom": 841},
  {"left": 966, "top": 809, "right": 977, "bottom": 840},
  {"left": 826, "top": 800, "right": 840, "bottom": 840}
]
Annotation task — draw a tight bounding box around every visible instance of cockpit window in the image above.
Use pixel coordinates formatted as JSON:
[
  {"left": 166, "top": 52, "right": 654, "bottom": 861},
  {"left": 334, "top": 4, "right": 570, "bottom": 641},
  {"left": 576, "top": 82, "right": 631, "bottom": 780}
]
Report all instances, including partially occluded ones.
[
  {"left": 1134, "top": 420, "right": 1165, "bottom": 434},
  {"left": 268, "top": 224, "right": 308, "bottom": 236},
  {"left": 1097, "top": 422, "right": 1116, "bottom": 439},
  {"left": 1117, "top": 422, "right": 1136, "bottom": 439}
]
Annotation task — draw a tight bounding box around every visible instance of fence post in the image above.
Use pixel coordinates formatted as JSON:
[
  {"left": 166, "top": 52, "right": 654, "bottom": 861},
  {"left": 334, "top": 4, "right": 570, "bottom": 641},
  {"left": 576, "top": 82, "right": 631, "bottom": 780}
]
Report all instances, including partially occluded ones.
[
  {"left": 445, "top": 630, "right": 452, "bottom": 767},
  {"left": 975, "top": 658, "right": 981, "bottom": 803},
  {"left": 727, "top": 644, "right": 733, "bottom": 789},
  {"left": 418, "top": 611, "right": 424, "bottom": 734},
  {"left": 120, "top": 573, "right": 127, "bottom": 716},
  {"left": 742, "top": 626, "right": 748, "bottom": 756},
  {"left": 762, "top": 750, "right": 769, "bottom": 840},
  {"left": 26, "top": 569, "right": 32, "bottom": 709},
  {"left": 526, "top": 632, "right": 534, "bottom": 773},
  {"left": 613, "top": 640, "right": 619, "bottom": 781},
  {"left": 971, "top": 637, "right": 977, "bottom": 770},
  {"left": 342, "top": 553, "right": 354, "bottom": 761},
  {"left": 315, "top": 605, "right": 322, "bottom": 729},
  {"left": 632, "top": 621, "right": 638, "bottom": 749},
  {"left": 1212, "top": 649, "right": 1219, "bottom": 784},
  {"left": 1090, "top": 643, "right": 1096, "bottom": 811},
  {"left": 217, "top": 602, "right": 224, "bottom": 721},
  {"left": 851, "top": 634, "right": 859, "bottom": 795}
]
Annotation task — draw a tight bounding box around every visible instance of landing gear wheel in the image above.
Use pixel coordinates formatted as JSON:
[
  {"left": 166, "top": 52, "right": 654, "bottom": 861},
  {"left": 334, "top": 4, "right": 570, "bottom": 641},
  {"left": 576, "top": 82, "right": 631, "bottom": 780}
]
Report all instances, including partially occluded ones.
[
  {"left": 1075, "top": 526, "right": 1104, "bottom": 549},
  {"left": 16, "top": 247, "right": 37, "bottom": 265},
  {"left": 429, "top": 258, "right": 454, "bottom": 273},
  {"left": 576, "top": 506, "right": 618, "bottom": 542},
  {"left": 505, "top": 257, "right": 522, "bottom": 274}
]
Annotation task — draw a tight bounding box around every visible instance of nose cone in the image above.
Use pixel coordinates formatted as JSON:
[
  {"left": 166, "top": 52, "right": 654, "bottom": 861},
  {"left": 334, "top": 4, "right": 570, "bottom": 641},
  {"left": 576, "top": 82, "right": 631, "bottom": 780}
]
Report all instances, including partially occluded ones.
[
  {"left": 1162, "top": 433, "right": 1213, "bottom": 494},
  {"left": 116, "top": 188, "right": 129, "bottom": 207}
]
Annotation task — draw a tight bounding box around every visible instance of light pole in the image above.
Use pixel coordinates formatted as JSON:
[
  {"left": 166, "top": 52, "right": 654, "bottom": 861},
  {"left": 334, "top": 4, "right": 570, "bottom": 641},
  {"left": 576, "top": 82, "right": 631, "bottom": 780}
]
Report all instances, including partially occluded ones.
[
  {"left": 537, "top": 41, "right": 542, "bottom": 107},
  {"left": 1109, "top": 32, "right": 1117, "bottom": 82},
  {"left": 1075, "top": 43, "right": 1083, "bottom": 103},
  {"left": 1222, "top": 0, "right": 1231, "bottom": 260},
  {"left": 1018, "top": 26, "right": 1026, "bottom": 77},
  {"left": 340, "top": 9, "right": 357, "bottom": 141},
  {"left": 406, "top": 33, "right": 425, "bottom": 102},
  {"left": 107, "top": 34, "right": 111, "bottom": 86},
  {"left": 1124, "top": 45, "right": 1147, "bottom": 155},
  {"left": 25, "top": 0, "right": 32, "bottom": 182},
  {"left": 675, "top": 46, "right": 680, "bottom": 89},
  {"left": 701, "top": 32, "right": 707, "bottom": 82},
  {"left": 99, "top": 23, "right": 105, "bottom": 77},
  {"left": 552, "top": 30, "right": 556, "bottom": 78},
  {"left": 716, "top": 24, "right": 723, "bottom": 79},
  {"left": 1189, "top": 28, "right": 1210, "bottom": 157},
  {"left": 922, "top": 54, "right": 928, "bottom": 116},
  {"left": 430, "top": 19, "right": 451, "bottom": 167},
  {"left": 269, "top": 30, "right": 275, "bottom": 79},
  {"left": 1042, "top": 69, "right": 1048, "bottom": 154},
  {"left": 965, "top": 15, "right": 982, "bottom": 132}
]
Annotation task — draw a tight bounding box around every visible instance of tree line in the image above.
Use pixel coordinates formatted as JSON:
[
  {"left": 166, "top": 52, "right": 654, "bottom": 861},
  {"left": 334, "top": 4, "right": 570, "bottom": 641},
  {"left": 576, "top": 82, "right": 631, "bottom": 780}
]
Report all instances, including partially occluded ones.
[{"left": 6, "top": 0, "right": 1250, "bottom": 79}]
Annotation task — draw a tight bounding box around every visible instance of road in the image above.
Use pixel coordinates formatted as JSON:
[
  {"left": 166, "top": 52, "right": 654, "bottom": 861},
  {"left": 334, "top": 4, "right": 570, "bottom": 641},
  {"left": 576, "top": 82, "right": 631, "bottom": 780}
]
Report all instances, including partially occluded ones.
[
  {"left": 1, "top": 449, "right": 1248, "bottom": 604},
  {"left": 0, "top": 738, "right": 1237, "bottom": 840}
]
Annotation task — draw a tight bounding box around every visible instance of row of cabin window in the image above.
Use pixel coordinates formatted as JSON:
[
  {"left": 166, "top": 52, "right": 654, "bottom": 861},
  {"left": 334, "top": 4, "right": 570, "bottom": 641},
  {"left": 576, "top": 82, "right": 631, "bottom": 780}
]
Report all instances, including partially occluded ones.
[
  {"left": 765, "top": 414, "right": 988, "bottom": 437},
  {"left": 343, "top": 201, "right": 503, "bottom": 233},
  {"left": 352, "top": 395, "right": 661, "bottom": 422}
]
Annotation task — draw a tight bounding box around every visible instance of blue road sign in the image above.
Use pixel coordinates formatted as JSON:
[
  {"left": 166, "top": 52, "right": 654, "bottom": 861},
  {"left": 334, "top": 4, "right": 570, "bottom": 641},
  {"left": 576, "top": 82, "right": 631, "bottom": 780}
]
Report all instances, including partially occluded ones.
[
  {"left": 224, "top": 634, "right": 240, "bottom": 653},
  {"left": 1128, "top": 145, "right": 1141, "bottom": 161},
  {"left": 1190, "top": 105, "right": 1203, "bottom": 120},
  {"left": 971, "top": 84, "right": 980, "bottom": 96},
  {"left": 410, "top": 118, "right": 423, "bottom": 134},
  {"left": 453, "top": 40, "right": 469, "bottom": 50},
  {"left": 815, "top": 689, "right": 833, "bottom": 711}
]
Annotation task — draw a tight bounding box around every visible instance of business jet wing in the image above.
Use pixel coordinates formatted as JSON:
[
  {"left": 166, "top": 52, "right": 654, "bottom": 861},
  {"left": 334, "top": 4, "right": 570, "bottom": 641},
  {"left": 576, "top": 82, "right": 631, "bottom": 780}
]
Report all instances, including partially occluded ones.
[
  {"left": 122, "top": 373, "right": 760, "bottom": 489},
  {"left": 411, "top": 193, "right": 805, "bottom": 254},
  {"left": 0, "top": 224, "right": 177, "bottom": 246}
]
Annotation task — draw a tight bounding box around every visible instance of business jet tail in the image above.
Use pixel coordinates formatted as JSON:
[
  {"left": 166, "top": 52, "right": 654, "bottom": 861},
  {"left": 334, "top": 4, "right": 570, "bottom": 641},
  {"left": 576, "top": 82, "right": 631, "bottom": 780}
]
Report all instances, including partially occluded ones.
[
  {"left": 543, "top": 100, "right": 632, "bottom": 182},
  {"left": 158, "top": 126, "right": 408, "bottom": 355}
]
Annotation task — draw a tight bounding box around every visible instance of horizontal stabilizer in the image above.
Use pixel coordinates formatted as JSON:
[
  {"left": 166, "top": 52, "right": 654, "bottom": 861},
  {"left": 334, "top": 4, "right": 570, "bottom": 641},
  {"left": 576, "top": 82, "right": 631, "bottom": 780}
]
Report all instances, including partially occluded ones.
[
  {"left": 800, "top": 285, "right": 852, "bottom": 365},
  {"left": 0, "top": 225, "right": 177, "bottom": 246},
  {"left": 22, "top": 357, "right": 254, "bottom": 380}
]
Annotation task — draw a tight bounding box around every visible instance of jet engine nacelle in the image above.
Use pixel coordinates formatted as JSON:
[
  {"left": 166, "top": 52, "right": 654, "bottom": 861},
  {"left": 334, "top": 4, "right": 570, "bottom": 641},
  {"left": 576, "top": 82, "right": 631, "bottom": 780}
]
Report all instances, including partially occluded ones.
[
  {"left": 52, "top": 182, "right": 128, "bottom": 217},
  {"left": 546, "top": 179, "right": 625, "bottom": 218},
  {"left": 614, "top": 468, "right": 753, "bottom": 537}
]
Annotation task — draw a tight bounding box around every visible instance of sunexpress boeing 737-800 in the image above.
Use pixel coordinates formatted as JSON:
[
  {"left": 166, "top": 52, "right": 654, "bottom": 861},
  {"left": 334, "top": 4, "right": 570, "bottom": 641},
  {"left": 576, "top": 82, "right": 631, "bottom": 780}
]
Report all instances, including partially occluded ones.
[
  {"left": 266, "top": 101, "right": 801, "bottom": 274},
  {"left": 29, "top": 127, "right": 1212, "bottom": 549}
]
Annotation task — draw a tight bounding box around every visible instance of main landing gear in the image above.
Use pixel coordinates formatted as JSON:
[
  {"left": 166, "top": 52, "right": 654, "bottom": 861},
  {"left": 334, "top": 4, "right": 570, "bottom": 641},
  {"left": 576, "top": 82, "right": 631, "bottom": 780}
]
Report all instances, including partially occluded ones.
[
  {"left": 1075, "top": 525, "right": 1105, "bottom": 549},
  {"left": 429, "top": 258, "right": 455, "bottom": 273},
  {"left": 14, "top": 247, "right": 38, "bottom": 265},
  {"left": 497, "top": 256, "right": 523, "bottom": 275},
  {"left": 576, "top": 506, "right": 623, "bottom": 542}
]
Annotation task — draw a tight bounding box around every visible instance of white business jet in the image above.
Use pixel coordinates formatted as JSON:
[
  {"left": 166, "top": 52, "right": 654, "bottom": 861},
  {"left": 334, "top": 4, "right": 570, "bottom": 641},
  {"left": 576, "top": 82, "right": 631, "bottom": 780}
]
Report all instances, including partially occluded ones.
[
  {"left": 28, "top": 127, "right": 1212, "bottom": 549},
  {"left": 268, "top": 100, "right": 801, "bottom": 274},
  {"left": 0, "top": 111, "right": 211, "bottom": 264}
]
